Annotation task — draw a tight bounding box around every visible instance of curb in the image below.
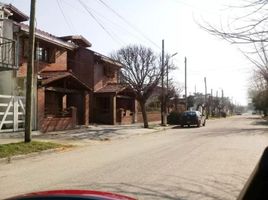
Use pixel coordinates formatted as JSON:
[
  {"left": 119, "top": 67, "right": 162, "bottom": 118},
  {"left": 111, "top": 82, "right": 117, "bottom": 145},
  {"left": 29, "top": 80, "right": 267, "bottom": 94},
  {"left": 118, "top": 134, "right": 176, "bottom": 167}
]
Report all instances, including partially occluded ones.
[{"left": 0, "top": 146, "right": 72, "bottom": 165}]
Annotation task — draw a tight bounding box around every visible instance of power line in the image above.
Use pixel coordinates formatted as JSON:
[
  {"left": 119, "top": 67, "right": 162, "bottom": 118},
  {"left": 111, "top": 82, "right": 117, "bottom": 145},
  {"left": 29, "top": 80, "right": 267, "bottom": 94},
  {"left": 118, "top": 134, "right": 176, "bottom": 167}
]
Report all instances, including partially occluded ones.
[
  {"left": 78, "top": 0, "right": 125, "bottom": 46},
  {"left": 56, "top": 0, "right": 77, "bottom": 33},
  {"left": 80, "top": 4, "right": 147, "bottom": 45},
  {"left": 97, "top": 0, "right": 161, "bottom": 49},
  {"left": 61, "top": 0, "right": 152, "bottom": 47}
]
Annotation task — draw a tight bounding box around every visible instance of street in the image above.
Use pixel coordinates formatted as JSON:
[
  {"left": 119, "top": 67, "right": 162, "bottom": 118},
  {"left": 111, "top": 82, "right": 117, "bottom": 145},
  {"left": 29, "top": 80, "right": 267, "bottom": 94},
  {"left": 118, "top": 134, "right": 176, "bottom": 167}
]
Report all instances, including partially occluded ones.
[{"left": 0, "top": 115, "right": 268, "bottom": 200}]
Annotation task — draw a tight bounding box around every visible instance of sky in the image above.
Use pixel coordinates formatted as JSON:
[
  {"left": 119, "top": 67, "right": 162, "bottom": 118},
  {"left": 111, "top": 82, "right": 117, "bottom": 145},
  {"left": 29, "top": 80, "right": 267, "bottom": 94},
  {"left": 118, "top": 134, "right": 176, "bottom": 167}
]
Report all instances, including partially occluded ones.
[{"left": 4, "top": 0, "right": 253, "bottom": 105}]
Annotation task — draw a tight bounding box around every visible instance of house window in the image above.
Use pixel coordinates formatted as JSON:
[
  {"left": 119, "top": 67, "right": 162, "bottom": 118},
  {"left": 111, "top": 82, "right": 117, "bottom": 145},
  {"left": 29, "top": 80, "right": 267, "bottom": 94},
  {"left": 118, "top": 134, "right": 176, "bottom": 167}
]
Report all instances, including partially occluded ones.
[{"left": 36, "top": 47, "right": 48, "bottom": 62}]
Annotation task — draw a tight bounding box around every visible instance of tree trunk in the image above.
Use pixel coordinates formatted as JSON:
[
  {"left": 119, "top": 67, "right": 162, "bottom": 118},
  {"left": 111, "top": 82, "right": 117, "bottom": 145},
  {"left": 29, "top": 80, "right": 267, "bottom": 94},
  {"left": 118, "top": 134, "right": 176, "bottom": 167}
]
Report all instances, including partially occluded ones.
[{"left": 139, "top": 100, "right": 149, "bottom": 128}]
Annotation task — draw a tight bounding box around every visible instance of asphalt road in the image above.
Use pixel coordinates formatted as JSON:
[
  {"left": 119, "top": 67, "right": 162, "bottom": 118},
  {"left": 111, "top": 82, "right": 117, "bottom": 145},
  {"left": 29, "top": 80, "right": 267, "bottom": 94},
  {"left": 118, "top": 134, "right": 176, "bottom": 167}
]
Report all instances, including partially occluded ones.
[{"left": 1, "top": 115, "right": 268, "bottom": 200}]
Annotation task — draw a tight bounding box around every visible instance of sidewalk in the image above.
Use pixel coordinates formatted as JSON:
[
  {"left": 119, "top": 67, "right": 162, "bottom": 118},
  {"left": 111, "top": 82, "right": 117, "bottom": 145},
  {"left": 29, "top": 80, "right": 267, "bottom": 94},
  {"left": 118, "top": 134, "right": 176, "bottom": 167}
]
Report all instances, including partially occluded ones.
[{"left": 0, "top": 122, "right": 175, "bottom": 145}]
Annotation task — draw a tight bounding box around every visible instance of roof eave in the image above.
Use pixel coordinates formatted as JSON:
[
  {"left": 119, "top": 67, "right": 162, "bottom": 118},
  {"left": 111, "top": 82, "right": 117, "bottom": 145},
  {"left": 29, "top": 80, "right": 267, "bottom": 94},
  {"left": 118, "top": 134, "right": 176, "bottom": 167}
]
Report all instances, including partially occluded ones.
[
  {"left": 19, "top": 24, "right": 76, "bottom": 50},
  {"left": 5, "top": 4, "right": 29, "bottom": 22}
]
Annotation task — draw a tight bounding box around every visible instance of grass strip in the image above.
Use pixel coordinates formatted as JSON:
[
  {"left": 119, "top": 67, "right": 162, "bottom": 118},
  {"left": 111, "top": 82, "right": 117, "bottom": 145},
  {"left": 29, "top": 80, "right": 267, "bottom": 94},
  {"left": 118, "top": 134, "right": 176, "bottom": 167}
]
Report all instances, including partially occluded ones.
[{"left": 0, "top": 141, "right": 69, "bottom": 158}]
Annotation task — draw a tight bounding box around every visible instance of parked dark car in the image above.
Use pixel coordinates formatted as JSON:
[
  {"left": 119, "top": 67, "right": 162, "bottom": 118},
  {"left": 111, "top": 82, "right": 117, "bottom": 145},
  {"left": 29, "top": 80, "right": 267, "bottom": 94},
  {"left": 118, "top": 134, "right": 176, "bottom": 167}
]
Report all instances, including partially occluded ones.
[
  {"left": 180, "top": 111, "right": 206, "bottom": 127},
  {"left": 236, "top": 111, "right": 242, "bottom": 115}
]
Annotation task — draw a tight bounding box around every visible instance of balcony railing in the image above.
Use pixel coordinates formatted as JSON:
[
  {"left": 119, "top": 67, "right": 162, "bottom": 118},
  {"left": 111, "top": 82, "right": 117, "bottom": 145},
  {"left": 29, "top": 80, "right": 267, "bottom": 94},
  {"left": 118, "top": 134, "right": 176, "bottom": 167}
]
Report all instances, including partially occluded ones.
[{"left": 0, "top": 36, "right": 17, "bottom": 71}]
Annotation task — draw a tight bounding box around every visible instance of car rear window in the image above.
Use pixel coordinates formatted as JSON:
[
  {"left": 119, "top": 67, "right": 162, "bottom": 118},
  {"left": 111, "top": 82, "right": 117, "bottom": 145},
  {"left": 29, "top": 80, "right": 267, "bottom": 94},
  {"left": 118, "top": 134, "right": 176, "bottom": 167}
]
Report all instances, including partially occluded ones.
[{"left": 183, "top": 112, "right": 196, "bottom": 116}]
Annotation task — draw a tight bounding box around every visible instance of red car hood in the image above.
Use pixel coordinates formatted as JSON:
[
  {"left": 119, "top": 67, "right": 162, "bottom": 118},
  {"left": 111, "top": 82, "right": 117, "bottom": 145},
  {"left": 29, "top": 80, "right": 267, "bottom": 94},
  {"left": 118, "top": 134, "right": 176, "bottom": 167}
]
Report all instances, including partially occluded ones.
[{"left": 6, "top": 190, "right": 137, "bottom": 200}]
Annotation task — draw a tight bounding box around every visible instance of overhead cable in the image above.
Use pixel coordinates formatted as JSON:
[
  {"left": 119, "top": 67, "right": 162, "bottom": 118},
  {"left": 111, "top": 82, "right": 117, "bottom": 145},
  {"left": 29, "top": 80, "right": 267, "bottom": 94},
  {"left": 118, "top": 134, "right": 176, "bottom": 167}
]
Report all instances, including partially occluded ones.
[{"left": 97, "top": 0, "right": 161, "bottom": 49}]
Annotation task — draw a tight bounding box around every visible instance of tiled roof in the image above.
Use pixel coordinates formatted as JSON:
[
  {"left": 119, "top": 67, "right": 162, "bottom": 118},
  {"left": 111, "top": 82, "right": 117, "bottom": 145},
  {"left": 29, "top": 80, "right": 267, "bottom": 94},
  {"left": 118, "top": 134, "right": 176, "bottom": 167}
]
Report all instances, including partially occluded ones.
[
  {"left": 60, "top": 35, "right": 92, "bottom": 48},
  {"left": 3, "top": 3, "right": 29, "bottom": 22},
  {"left": 94, "top": 52, "right": 123, "bottom": 68},
  {"left": 41, "top": 71, "right": 91, "bottom": 91},
  {"left": 95, "top": 83, "right": 126, "bottom": 94},
  {"left": 18, "top": 23, "right": 76, "bottom": 50}
]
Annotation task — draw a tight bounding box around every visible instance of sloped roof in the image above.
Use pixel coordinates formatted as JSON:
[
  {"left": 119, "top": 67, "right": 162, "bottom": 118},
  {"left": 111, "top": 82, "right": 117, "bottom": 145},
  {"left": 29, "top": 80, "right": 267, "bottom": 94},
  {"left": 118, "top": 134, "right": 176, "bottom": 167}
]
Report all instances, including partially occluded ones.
[
  {"left": 3, "top": 4, "right": 29, "bottom": 22},
  {"left": 94, "top": 52, "right": 123, "bottom": 68},
  {"left": 41, "top": 71, "right": 91, "bottom": 91},
  {"left": 18, "top": 23, "right": 76, "bottom": 50},
  {"left": 60, "top": 35, "right": 92, "bottom": 48},
  {"left": 95, "top": 83, "right": 126, "bottom": 94}
]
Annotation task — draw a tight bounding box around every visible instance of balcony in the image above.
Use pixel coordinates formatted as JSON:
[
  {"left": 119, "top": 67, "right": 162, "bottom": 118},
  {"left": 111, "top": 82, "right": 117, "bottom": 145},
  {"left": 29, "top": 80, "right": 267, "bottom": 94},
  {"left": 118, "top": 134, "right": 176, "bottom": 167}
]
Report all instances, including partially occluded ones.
[{"left": 0, "top": 36, "right": 17, "bottom": 71}]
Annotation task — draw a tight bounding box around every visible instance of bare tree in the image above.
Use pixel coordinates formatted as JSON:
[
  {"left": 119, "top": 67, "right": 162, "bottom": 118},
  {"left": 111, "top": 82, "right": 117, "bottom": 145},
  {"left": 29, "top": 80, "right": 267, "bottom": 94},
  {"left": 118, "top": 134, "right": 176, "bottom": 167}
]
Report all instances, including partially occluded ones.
[
  {"left": 201, "top": 0, "right": 268, "bottom": 44},
  {"left": 200, "top": 0, "right": 268, "bottom": 109},
  {"left": 248, "top": 69, "right": 268, "bottom": 114},
  {"left": 244, "top": 42, "right": 268, "bottom": 84},
  {"left": 112, "top": 45, "right": 161, "bottom": 128}
]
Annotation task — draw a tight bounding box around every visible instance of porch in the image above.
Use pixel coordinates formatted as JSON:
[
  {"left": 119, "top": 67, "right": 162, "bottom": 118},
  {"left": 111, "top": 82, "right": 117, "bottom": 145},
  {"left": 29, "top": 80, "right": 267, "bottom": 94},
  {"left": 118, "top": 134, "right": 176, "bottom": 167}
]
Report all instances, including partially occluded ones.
[
  {"left": 93, "top": 83, "right": 137, "bottom": 125},
  {"left": 39, "top": 71, "right": 91, "bottom": 132}
]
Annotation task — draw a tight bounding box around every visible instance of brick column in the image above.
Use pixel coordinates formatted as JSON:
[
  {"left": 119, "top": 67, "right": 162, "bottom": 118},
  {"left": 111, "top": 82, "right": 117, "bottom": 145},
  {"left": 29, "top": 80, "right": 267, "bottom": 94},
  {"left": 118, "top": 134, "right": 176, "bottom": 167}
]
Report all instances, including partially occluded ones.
[
  {"left": 84, "top": 91, "right": 89, "bottom": 126},
  {"left": 37, "top": 87, "right": 45, "bottom": 131},
  {"left": 110, "top": 95, "right": 116, "bottom": 125},
  {"left": 70, "top": 106, "right": 77, "bottom": 128},
  {"left": 132, "top": 99, "right": 138, "bottom": 123}
]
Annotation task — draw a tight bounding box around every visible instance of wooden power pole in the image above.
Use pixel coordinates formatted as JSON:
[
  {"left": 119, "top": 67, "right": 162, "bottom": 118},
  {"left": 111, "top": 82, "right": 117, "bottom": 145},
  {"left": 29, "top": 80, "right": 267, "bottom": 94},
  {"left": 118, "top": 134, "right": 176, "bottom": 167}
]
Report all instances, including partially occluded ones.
[
  {"left": 24, "top": 0, "right": 36, "bottom": 143},
  {"left": 204, "top": 77, "right": 208, "bottom": 119},
  {"left": 184, "top": 57, "right": 187, "bottom": 110},
  {"left": 161, "top": 39, "right": 167, "bottom": 126}
]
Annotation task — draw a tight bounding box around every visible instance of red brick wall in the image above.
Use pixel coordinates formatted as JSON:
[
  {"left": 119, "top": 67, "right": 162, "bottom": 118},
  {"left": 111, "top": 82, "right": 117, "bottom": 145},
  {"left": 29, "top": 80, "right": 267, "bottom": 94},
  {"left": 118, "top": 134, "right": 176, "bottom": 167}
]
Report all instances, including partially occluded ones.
[
  {"left": 41, "top": 117, "right": 74, "bottom": 132},
  {"left": 94, "top": 64, "right": 118, "bottom": 91},
  {"left": 37, "top": 88, "right": 45, "bottom": 130},
  {"left": 38, "top": 50, "right": 68, "bottom": 72},
  {"left": 137, "top": 112, "right": 161, "bottom": 123},
  {"left": 40, "top": 107, "right": 77, "bottom": 132},
  {"left": 120, "top": 115, "right": 133, "bottom": 125},
  {"left": 17, "top": 50, "right": 68, "bottom": 77},
  {"left": 67, "top": 48, "right": 94, "bottom": 88}
]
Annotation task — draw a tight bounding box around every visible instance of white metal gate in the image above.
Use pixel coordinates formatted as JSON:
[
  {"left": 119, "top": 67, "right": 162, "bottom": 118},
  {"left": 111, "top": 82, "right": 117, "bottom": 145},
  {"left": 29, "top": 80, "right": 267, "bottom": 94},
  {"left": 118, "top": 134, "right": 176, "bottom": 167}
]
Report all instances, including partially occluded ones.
[{"left": 0, "top": 94, "right": 25, "bottom": 132}]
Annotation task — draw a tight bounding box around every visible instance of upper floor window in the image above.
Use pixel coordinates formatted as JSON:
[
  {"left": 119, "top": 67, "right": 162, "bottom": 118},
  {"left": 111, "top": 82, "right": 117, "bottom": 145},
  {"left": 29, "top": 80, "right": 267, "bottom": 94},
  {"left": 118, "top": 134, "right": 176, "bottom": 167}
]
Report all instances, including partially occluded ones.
[
  {"left": 23, "top": 38, "right": 56, "bottom": 63},
  {"left": 36, "top": 47, "right": 48, "bottom": 62}
]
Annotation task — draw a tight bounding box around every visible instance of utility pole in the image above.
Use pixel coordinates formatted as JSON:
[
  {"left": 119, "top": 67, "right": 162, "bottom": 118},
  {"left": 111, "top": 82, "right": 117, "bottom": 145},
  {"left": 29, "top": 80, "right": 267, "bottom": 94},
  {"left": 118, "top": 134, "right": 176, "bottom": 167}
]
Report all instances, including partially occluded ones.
[
  {"left": 210, "top": 89, "right": 213, "bottom": 117},
  {"left": 221, "top": 89, "right": 224, "bottom": 110},
  {"left": 184, "top": 57, "right": 187, "bottom": 110},
  {"left": 161, "top": 39, "right": 167, "bottom": 126},
  {"left": 166, "top": 52, "right": 169, "bottom": 115},
  {"left": 204, "top": 77, "right": 207, "bottom": 102},
  {"left": 24, "top": 0, "right": 36, "bottom": 143},
  {"left": 204, "top": 77, "right": 208, "bottom": 119}
]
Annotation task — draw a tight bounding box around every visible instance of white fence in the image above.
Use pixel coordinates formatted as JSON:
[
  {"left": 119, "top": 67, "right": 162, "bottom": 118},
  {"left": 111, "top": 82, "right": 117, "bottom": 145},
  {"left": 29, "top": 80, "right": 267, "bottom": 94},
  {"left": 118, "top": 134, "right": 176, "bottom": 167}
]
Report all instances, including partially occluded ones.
[{"left": 0, "top": 94, "right": 25, "bottom": 132}]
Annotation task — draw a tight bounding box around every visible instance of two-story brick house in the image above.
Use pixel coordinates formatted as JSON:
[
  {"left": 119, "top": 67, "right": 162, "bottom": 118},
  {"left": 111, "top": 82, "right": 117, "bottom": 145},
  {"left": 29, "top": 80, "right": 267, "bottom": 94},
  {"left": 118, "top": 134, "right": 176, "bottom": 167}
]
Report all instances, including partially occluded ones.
[
  {"left": 61, "top": 35, "right": 137, "bottom": 125},
  {"left": 0, "top": 3, "right": 136, "bottom": 133},
  {"left": 0, "top": 4, "right": 91, "bottom": 132}
]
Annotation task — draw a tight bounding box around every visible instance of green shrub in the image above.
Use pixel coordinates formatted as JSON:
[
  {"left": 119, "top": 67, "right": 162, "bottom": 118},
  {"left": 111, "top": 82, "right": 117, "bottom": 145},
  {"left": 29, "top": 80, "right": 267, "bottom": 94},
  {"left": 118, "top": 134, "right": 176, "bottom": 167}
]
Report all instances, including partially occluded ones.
[{"left": 167, "top": 111, "right": 182, "bottom": 125}]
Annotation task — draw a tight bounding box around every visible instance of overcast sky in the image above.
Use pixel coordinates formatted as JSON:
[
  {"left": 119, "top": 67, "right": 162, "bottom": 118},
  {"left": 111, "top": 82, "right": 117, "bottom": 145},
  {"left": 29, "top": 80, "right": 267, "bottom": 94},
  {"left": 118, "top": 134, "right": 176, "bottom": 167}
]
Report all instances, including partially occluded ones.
[{"left": 4, "top": 0, "right": 253, "bottom": 105}]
